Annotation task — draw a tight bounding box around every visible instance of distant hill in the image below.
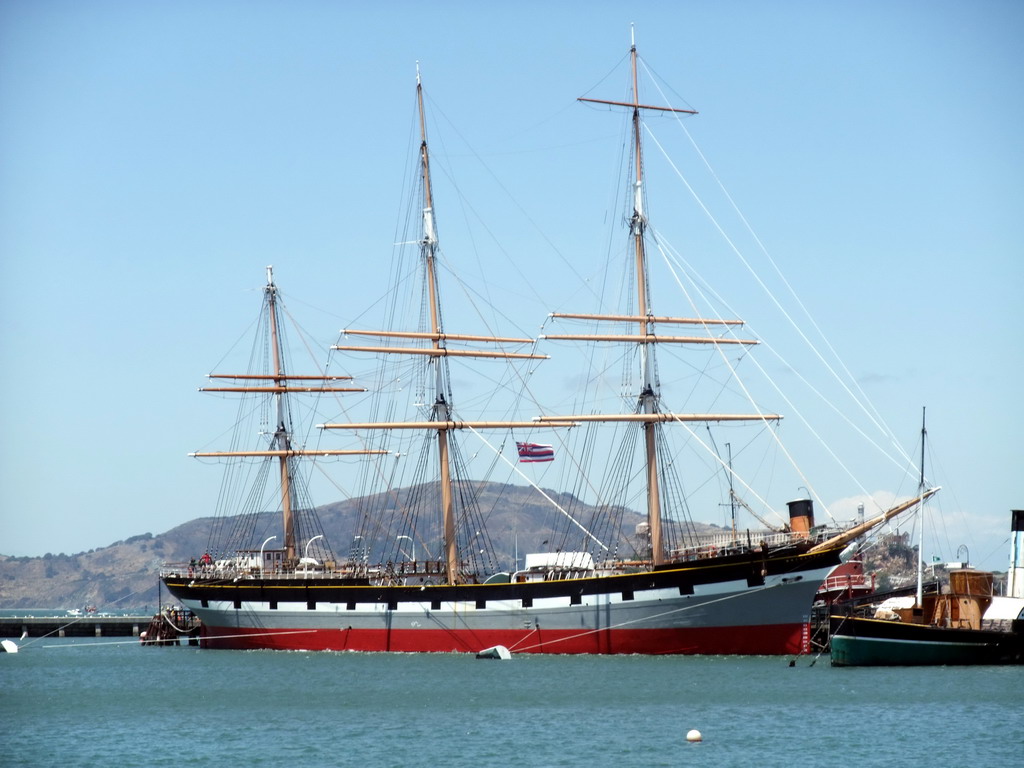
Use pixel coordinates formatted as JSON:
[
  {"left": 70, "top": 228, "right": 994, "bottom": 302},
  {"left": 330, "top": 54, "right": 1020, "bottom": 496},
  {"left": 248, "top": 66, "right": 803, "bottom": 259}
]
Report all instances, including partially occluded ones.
[{"left": 0, "top": 482, "right": 724, "bottom": 611}]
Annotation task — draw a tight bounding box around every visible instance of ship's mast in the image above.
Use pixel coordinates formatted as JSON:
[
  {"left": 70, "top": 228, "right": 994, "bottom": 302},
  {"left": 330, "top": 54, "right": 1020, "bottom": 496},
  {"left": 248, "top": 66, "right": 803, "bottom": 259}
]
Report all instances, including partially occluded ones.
[
  {"left": 576, "top": 35, "right": 699, "bottom": 566},
  {"left": 416, "top": 66, "right": 459, "bottom": 584},
  {"left": 264, "top": 266, "right": 298, "bottom": 561},
  {"left": 325, "top": 68, "right": 555, "bottom": 584},
  {"left": 627, "top": 42, "right": 665, "bottom": 567},
  {"left": 195, "top": 268, "right": 381, "bottom": 567},
  {"left": 726, "top": 443, "right": 738, "bottom": 538},
  {"left": 916, "top": 407, "right": 927, "bottom": 607}
]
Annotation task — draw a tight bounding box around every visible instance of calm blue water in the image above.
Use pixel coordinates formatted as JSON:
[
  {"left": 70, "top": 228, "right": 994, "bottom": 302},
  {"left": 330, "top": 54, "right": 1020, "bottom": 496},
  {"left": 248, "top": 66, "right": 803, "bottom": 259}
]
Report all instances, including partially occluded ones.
[{"left": 2, "top": 638, "right": 1021, "bottom": 768}]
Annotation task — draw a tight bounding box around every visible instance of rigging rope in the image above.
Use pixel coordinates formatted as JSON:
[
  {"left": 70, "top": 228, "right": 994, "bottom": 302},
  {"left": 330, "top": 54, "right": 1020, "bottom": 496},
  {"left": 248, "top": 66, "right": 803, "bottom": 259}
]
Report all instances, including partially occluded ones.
[{"left": 641, "top": 65, "right": 914, "bottom": 477}]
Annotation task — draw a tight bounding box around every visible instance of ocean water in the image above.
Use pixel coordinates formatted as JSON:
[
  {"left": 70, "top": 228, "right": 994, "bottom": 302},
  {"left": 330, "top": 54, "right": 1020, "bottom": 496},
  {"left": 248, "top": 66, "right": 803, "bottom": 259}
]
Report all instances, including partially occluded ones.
[{"left": 2, "top": 638, "right": 1021, "bottom": 768}]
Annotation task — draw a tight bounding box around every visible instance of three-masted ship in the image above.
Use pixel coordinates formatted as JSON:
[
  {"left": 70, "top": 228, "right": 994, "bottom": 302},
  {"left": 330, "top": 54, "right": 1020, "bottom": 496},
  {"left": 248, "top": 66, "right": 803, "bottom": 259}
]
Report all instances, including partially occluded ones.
[{"left": 162, "top": 42, "right": 933, "bottom": 654}]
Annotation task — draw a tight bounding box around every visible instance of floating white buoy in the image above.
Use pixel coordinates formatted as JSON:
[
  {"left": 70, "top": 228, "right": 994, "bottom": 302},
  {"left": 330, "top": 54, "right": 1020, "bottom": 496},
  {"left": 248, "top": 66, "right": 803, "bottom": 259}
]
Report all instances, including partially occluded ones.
[
  {"left": 1, "top": 639, "right": 19, "bottom": 654},
  {"left": 686, "top": 729, "right": 702, "bottom": 743},
  {"left": 475, "top": 645, "right": 512, "bottom": 660}
]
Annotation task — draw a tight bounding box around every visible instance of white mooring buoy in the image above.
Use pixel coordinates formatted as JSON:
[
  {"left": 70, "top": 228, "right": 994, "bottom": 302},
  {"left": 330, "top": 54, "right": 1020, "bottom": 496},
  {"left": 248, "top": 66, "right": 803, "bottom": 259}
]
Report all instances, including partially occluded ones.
[
  {"left": 686, "top": 729, "right": 702, "bottom": 743},
  {"left": 1, "top": 639, "right": 19, "bottom": 654},
  {"left": 475, "top": 645, "right": 512, "bottom": 660}
]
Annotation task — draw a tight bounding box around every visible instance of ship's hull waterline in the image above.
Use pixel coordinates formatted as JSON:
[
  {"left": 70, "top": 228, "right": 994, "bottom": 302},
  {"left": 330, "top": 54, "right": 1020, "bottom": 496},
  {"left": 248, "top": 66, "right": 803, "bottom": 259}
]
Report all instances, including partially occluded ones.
[{"left": 163, "top": 545, "right": 840, "bottom": 655}]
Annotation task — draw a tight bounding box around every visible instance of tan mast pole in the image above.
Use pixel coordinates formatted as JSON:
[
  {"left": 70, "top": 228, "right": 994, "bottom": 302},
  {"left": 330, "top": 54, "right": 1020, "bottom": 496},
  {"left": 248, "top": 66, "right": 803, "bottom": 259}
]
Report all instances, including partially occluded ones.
[
  {"left": 916, "top": 407, "right": 927, "bottom": 608},
  {"left": 576, "top": 32, "right": 698, "bottom": 567},
  {"left": 416, "top": 67, "right": 458, "bottom": 584},
  {"left": 628, "top": 36, "right": 664, "bottom": 567},
  {"left": 265, "top": 266, "right": 296, "bottom": 563}
]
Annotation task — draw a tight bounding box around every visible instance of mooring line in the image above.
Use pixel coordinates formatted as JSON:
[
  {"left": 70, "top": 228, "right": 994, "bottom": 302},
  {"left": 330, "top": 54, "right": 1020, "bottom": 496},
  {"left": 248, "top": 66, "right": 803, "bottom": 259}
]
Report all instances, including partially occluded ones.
[
  {"left": 509, "top": 582, "right": 782, "bottom": 654},
  {"left": 806, "top": 612, "right": 845, "bottom": 667},
  {"left": 504, "top": 626, "right": 540, "bottom": 652},
  {"left": 17, "top": 587, "right": 156, "bottom": 650}
]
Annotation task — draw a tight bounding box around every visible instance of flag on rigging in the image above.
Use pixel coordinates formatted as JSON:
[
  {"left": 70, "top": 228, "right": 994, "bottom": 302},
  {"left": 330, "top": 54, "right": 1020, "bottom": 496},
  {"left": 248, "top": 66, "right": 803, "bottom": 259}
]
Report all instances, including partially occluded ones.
[{"left": 516, "top": 442, "right": 554, "bottom": 463}]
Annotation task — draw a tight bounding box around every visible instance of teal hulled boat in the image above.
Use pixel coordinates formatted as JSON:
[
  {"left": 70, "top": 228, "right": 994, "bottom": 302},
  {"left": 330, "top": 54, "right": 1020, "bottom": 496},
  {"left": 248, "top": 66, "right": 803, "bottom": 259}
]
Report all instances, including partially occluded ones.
[
  {"left": 830, "top": 510, "right": 1024, "bottom": 666},
  {"left": 829, "top": 606, "right": 1024, "bottom": 666}
]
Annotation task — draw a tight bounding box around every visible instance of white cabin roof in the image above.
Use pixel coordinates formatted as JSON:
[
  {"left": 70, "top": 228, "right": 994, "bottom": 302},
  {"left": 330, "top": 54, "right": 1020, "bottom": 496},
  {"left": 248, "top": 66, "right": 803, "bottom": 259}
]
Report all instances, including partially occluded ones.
[{"left": 523, "top": 551, "right": 594, "bottom": 571}]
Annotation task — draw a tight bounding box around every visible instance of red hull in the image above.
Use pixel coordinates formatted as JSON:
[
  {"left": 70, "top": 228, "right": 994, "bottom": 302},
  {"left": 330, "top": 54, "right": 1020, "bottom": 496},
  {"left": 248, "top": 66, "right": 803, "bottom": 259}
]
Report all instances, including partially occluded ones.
[{"left": 199, "top": 622, "right": 810, "bottom": 655}]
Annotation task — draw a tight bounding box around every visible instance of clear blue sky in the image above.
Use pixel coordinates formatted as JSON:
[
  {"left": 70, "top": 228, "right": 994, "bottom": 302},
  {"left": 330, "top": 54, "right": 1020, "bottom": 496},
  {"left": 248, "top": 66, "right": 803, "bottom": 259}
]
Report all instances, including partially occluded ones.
[{"left": 2, "top": 1, "right": 1021, "bottom": 570}]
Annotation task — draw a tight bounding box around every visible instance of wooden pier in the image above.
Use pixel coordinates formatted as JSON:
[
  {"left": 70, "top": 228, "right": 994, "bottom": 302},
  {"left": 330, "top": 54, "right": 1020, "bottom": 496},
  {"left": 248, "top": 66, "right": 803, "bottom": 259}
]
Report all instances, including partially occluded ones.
[
  {"left": 0, "top": 615, "right": 152, "bottom": 639},
  {"left": 1, "top": 610, "right": 202, "bottom": 645}
]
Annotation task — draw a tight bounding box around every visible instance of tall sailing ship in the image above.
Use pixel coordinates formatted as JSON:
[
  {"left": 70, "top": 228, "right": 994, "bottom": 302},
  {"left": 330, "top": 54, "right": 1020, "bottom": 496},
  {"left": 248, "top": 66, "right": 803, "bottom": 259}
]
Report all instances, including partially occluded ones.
[{"left": 162, "top": 42, "right": 933, "bottom": 655}]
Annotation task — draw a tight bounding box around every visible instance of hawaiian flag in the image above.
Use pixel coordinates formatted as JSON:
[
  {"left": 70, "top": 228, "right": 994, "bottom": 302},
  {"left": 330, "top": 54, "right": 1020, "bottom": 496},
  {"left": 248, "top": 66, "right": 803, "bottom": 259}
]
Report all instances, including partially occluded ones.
[{"left": 516, "top": 442, "right": 554, "bottom": 463}]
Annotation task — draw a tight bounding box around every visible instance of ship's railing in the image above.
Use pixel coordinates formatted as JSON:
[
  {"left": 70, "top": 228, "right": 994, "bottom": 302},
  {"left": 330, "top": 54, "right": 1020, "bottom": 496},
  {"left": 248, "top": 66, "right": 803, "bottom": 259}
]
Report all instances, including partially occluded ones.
[
  {"left": 819, "top": 572, "right": 872, "bottom": 593},
  {"left": 159, "top": 559, "right": 452, "bottom": 583},
  {"left": 161, "top": 525, "right": 857, "bottom": 583},
  {"left": 668, "top": 525, "right": 848, "bottom": 562}
]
